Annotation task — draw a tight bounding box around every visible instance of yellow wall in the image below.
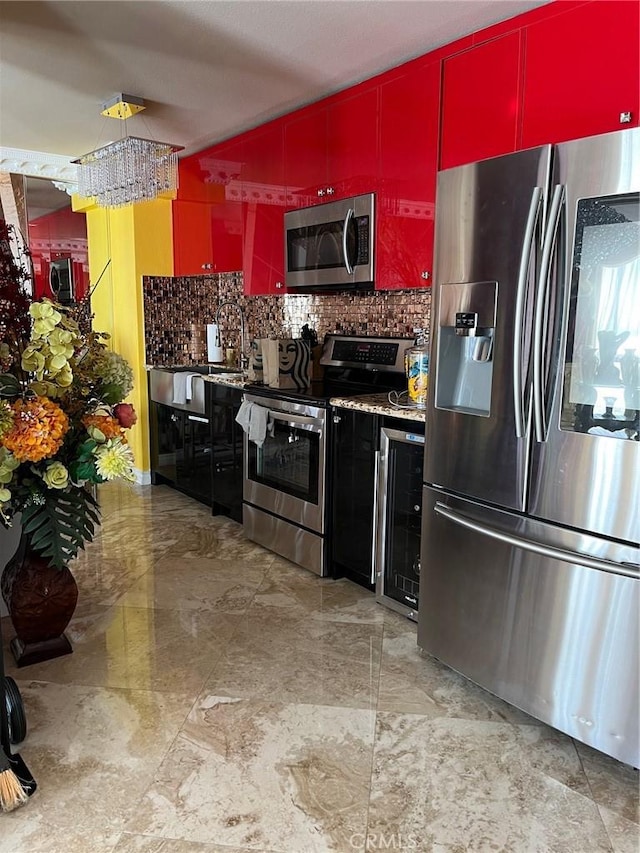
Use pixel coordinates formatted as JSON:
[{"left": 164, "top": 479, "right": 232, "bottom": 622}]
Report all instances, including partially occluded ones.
[{"left": 72, "top": 196, "right": 173, "bottom": 477}]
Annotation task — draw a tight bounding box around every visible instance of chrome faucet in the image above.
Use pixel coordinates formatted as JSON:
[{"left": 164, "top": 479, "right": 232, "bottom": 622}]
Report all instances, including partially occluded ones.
[{"left": 215, "top": 300, "right": 249, "bottom": 373}]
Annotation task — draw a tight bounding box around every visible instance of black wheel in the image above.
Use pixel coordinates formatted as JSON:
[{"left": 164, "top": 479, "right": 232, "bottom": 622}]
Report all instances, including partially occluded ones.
[{"left": 4, "top": 676, "right": 27, "bottom": 744}]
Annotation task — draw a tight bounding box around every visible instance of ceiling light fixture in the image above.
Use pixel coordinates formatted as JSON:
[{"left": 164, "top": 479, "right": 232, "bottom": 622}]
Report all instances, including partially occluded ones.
[{"left": 72, "top": 94, "right": 183, "bottom": 208}]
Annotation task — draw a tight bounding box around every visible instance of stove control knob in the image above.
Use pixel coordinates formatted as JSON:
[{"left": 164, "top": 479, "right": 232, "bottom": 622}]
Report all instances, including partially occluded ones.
[{"left": 414, "top": 505, "right": 421, "bottom": 512}]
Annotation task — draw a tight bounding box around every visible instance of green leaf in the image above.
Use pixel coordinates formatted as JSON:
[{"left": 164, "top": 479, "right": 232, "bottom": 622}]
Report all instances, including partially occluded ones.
[
  {"left": 21, "top": 487, "right": 101, "bottom": 569},
  {"left": 0, "top": 373, "right": 20, "bottom": 397},
  {"left": 69, "top": 459, "right": 98, "bottom": 482}
]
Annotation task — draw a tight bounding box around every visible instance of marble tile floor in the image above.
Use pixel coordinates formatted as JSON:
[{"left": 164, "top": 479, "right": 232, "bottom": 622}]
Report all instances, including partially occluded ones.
[{"left": 1, "top": 482, "right": 638, "bottom": 853}]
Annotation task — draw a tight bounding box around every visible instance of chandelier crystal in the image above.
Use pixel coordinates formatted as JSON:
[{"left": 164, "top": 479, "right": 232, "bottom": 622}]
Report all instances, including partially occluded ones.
[{"left": 73, "top": 135, "right": 183, "bottom": 208}]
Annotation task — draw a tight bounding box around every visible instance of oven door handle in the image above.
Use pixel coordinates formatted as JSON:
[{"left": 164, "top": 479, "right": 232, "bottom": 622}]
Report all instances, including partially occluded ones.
[{"left": 267, "top": 411, "right": 324, "bottom": 434}]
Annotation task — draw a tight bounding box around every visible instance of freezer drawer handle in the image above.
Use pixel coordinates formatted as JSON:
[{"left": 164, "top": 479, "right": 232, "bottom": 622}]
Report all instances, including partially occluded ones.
[{"left": 433, "top": 502, "right": 639, "bottom": 580}]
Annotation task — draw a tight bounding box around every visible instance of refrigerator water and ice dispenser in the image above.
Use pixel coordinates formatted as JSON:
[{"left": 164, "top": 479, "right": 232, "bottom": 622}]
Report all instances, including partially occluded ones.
[{"left": 435, "top": 280, "right": 497, "bottom": 416}]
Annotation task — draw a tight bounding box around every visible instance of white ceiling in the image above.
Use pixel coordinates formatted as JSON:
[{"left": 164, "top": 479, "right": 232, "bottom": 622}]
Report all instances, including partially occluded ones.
[{"left": 1, "top": 0, "right": 551, "bottom": 169}]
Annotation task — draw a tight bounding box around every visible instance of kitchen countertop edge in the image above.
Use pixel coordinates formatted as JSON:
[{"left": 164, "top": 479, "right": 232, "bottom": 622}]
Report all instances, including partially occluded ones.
[{"left": 330, "top": 394, "right": 426, "bottom": 422}]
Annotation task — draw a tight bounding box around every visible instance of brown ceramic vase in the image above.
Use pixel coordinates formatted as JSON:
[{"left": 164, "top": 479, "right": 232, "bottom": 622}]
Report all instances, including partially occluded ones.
[{"left": 1, "top": 535, "right": 78, "bottom": 667}]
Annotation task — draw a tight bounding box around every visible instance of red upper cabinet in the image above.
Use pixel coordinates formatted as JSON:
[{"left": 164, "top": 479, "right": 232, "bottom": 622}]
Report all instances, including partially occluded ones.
[
  {"left": 198, "top": 140, "right": 243, "bottom": 274},
  {"left": 172, "top": 200, "right": 214, "bottom": 276},
  {"left": 326, "top": 86, "right": 379, "bottom": 199},
  {"left": 284, "top": 85, "right": 378, "bottom": 208},
  {"left": 440, "top": 31, "right": 523, "bottom": 170},
  {"left": 520, "top": 0, "right": 640, "bottom": 148},
  {"left": 241, "top": 121, "right": 287, "bottom": 295},
  {"left": 377, "top": 59, "right": 441, "bottom": 290},
  {"left": 284, "top": 106, "right": 329, "bottom": 209},
  {"left": 173, "top": 141, "right": 243, "bottom": 276}
]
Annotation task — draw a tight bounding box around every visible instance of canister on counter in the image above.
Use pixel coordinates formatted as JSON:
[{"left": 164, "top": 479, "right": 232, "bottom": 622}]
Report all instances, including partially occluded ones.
[{"left": 405, "top": 334, "right": 429, "bottom": 409}]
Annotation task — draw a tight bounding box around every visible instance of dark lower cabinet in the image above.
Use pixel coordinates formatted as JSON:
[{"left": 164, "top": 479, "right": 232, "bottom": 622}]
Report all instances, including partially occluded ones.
[
  {"left": 177, "top": 411, "right": 212, "bottom": 505},
  {"left": 210, "top": 385, "right": 244, "bottom": 523},
  {"left": 150, "top": 402, "right": 212, "bottom": 506},
  {"left": 330, "top": 408, "right": 380, "bottom": 588},
  {"left": 150, "top": 403, "right": 183, "bottom": 487},
  {"left": 150, "top": 382, "right": 244, "bottom": 517}
]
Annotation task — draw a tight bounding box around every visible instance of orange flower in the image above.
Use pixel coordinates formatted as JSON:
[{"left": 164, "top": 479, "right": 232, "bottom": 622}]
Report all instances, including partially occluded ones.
[
  {"left": 3, "top": 396, "right": 69, "bottom": 462},
  {"left": 82, "top": 413, "right": 126, "bottom": 441}
]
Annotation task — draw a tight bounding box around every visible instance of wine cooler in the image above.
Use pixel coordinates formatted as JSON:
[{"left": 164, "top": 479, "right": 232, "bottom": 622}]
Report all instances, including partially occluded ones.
[{"left": 375, "top": 425, "right": 425, "bottom": 620}]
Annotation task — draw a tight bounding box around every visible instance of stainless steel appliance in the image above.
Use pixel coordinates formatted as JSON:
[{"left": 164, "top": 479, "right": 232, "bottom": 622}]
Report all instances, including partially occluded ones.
[
  {"left": 242, "top": 334, "right": 413, "bottom": 576},
  {"left": 243, "top": 394, "right": 327, "bottom": 574},
  {"left": 419, "top": 127, "right": 640, "bottom": 767},
  {"left": 284, "top": 193, "right": 375, "bottom": 290},
  {"left": 375, "top": 426, "right": 425, "bottom": 621},
  {"left": 49, "top": 257, "right": 74, "bottom": 304}
]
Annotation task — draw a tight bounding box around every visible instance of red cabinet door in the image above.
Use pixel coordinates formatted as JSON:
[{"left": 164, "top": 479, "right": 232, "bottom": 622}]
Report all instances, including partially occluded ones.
[
  {"left": 172, "top": 200, "right": 214, "bottom": 276},
  {"left": 284, "top": 106, "right": 328, "bottom": 209},
  {"left": 241, "top": 122, "right": 287, "bottom": 295},
  {"left": 173, "top": 142, "right": 244, "bottom": 276},
  {"left": 284, "top": 87, "right": 378, "bottom": 210},
  {"left": 202, "top": 141, "right": 243, "bottom": 274},
  {"left": 520, "top": 0, "right": 640, "bottom": 148},
  {"left": 440, "top": 31, "right": 523, "bottom": 170},
  {"left": 377, "top": 60, "right": 440, "bottom": 290},
  {"left": 326, "top": 86, "right": 379, "bottom": 199}
]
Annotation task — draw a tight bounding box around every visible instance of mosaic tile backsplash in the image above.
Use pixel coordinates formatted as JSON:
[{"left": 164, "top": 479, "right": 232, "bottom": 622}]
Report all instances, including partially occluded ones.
[{"left": 143, "top": 272, "right": 431, "bottom": 366}]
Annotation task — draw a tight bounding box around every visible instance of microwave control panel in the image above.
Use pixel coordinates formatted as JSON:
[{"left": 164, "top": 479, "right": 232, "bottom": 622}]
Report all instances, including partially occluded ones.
[{"left": 355, "top": 216, "right": 370, "bottom": 263}]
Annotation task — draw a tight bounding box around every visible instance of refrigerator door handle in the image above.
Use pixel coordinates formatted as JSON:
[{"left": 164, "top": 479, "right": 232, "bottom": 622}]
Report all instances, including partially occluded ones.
[
  {"left": 433, "top": 502, "right": 640, "bottom": 580},
  {"left": 513, "top": 186, "right": 543, "bottom": 439},
  {"left": 533, "top": 183, "right": 565, "bottom": 443}
]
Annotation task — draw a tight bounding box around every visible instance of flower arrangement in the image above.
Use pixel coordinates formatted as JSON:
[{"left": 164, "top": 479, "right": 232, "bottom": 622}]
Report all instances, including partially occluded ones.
[{"left": 0, "top": 221, "right": 137, "bottom": 569}]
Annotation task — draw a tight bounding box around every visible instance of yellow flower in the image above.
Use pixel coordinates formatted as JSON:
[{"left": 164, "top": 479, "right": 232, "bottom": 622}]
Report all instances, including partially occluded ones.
[
  {"left": 42, "top": 461, "right": 69, "bottom": 490},
  {"left": 94, "top": 439, "right": 135, "bottom": 482},
  {"left": 3, "top": 396, "right": 69, "bottom": 462}
]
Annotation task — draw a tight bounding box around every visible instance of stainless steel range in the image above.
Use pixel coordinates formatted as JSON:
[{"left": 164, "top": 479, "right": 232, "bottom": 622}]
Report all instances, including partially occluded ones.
[{"left": 242, "top": 334, "right": 413, "bottom": 576}]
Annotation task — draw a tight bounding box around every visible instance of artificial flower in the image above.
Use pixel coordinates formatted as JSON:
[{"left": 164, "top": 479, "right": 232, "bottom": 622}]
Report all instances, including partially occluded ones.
[
  {"left": 93, "top": 350, "right": 134, "bottom": 403},
  {"left": 93, "top": 439, "right": 136, "bottom": 482},
  {"left": 113, "top": 402, "right": 137, "bottom": 428},
  {"left": 83, "top": 413, "right": 125, "bottom": 441},
  {"left": 0, "top": 234, "right": 138, "bottom": 567},
  {"left": 3, "top": 396, "right": 69, "bottom": 462},
  {"left": 42, "top": 461, "right": 69, "bottom": 490}
]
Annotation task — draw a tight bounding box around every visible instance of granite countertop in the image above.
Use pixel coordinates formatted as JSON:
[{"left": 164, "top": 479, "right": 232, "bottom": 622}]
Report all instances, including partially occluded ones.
[
  {"left": 330, "top": 393, "right": 426, "bottom": 422},
  {"left": 201, "top": 374, "right": 247, "bottom": 389}
]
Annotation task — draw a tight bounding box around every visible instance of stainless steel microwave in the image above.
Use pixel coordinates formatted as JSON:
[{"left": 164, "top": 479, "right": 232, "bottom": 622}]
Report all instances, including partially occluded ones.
[{"left": 284, "top": 192, "right": 375, "bottom": 291}]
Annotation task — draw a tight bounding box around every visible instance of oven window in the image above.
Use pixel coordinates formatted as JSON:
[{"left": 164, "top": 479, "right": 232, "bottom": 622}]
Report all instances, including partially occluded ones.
[{"left": 247, "top": 419, "right": 320, "bottom": 504}]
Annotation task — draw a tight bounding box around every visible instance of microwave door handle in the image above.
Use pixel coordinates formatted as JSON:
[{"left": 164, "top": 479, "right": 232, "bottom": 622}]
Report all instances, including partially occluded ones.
[{"left": 342, "top": 208, "right": 354, "bottom": 275}]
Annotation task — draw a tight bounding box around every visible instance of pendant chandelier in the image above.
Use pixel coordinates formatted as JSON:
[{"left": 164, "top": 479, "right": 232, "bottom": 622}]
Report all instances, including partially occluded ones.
[{"left": 73, "top": 95, "right": 183, "bottom": 209}]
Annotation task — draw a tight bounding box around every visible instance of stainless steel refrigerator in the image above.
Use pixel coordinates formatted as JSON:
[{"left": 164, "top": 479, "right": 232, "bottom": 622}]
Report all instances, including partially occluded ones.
[{"left": 418, "top": 128, "right": 639, "bottom": 767}]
